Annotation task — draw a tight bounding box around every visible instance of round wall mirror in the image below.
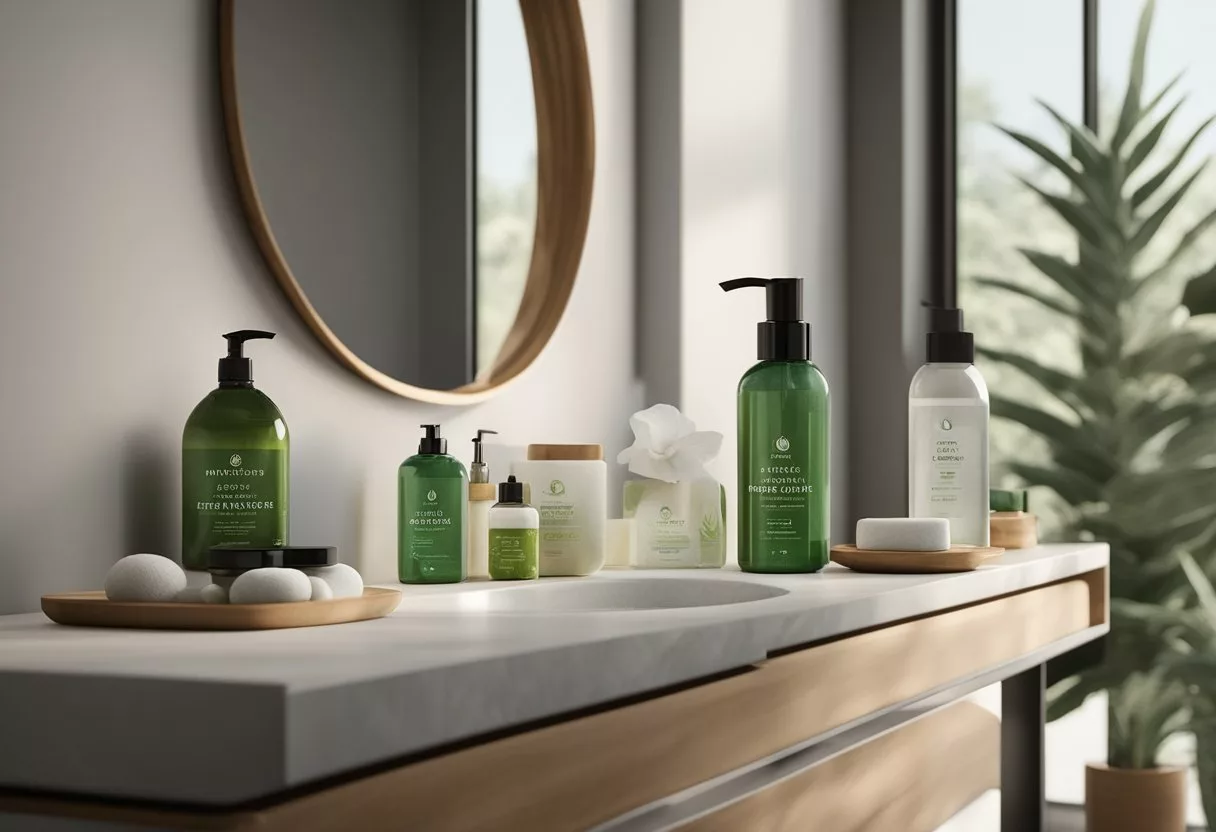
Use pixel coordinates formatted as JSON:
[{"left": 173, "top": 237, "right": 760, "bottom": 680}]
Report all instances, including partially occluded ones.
[{"left": 221, "top": 0, "right": 594, "bottom": 403}]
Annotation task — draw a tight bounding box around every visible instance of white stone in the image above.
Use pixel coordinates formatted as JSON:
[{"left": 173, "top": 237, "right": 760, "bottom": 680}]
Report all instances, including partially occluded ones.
[
  {"left": 200, "top": 584, "right": 229, "bottom": 605},
  {"left": 228, "top": 568, "right": 312, "bottom": 604},
  {"left": 103, "top": 554, "right": 187, "bottom": 602},
  {"left": 172, "top": 587, "right": 205, "bottom": 603},
  {"left": 302, "top": 563, "right": 363, "bottom": 599},
  {"left": 308, "top": 575, "right": 333, "bottom": 601}
]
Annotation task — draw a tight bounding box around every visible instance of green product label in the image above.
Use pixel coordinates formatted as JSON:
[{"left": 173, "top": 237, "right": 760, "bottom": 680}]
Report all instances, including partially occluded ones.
[
  {"left": 401, "top": 478, "right": 464, "bottom": 582},
  {"left": 739, "top": 388, "right": 829, "bottom": 572},
  {"left": 182, "top": 448, "right": 287, "bottom": 569},
  {"left": 489, "top": 527, "right": 539, "bottom": 580}
]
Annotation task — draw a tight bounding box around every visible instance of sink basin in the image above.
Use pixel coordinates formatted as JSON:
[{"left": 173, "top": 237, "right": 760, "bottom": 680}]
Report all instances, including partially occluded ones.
[{"left": 409, "top": 578, "right": 789, "bottom": 613}]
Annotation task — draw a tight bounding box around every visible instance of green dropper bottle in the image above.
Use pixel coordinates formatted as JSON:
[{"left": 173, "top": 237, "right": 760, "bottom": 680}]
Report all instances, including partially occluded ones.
[
  {"left": 182, "top": 331, "right": 289, "bottom": 570},
  {"left": 720, "top": 278, "right": 830, "bottom": 573}
]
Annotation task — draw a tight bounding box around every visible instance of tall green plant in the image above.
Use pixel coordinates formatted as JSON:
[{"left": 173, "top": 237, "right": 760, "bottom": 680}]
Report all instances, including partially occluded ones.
[{"left": 978, "top": 0, "right": 1216, "bottom": 767}]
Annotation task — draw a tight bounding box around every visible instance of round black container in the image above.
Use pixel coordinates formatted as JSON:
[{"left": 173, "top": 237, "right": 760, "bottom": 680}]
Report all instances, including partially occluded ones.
[{"left": 207, "top": 545, "right": 337, "bottom": 589}]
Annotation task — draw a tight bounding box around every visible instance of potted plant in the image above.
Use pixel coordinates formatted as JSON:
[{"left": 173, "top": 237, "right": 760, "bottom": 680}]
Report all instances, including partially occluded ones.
[{"left": 972, "top": 0, "right": 1216, "bottom": 824}]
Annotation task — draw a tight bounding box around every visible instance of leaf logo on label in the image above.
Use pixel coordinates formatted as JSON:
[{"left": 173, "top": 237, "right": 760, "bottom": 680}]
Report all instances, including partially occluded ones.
[
  {"left": 660, "top": 506, "right": 673, "bottom": 521},
  {"left": 940, "top": 418, "right": 953, "bottom": 431},
  {"left": 427, "top": 489, "right": 438, "bottom": 501},
  {"left": 775, "top": 436, "right": 790, "bottom": 452},
  {"left": 229, "top": 454, "right": 243, "bottom": 467},
  {"left": 549, "top": 480, "right": 566, "bottom": 496}
]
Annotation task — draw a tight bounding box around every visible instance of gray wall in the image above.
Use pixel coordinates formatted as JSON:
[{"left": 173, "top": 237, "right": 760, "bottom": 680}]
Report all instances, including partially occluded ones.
[{"left": 0, "top": 0, "right": 639, "bottom": 614}]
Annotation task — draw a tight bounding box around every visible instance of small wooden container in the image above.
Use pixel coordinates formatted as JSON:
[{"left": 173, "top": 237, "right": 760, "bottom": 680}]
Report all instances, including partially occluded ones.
[
  {"left": 990, "top": 512, "right": 1038, "bottom": 549},
  {"left": 989, "top": 489, "right": 1038, "bottom": 549}
]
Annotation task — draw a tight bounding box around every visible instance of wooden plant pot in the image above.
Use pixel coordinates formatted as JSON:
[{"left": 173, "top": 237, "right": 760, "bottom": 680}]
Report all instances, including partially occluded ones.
[{"left": 1085, "top": 763, "right": 1187, "bottom": 832}]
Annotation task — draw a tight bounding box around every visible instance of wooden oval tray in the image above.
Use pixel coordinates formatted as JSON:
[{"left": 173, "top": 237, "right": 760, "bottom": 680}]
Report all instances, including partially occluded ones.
[
  {"left": 41, "top": 587, "right": 401, "bottom": 631},
  {"left": 831, "top": 544, "right": 1004, "bottom": 574}
]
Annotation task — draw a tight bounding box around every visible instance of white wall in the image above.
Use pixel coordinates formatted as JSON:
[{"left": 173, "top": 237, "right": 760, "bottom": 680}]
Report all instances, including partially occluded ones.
[
  {"left": 0, "top": 0, "right": 639, "bottom": 613},
  {"left": 679, "top": 0, "right": 848, "bottom": 550}
]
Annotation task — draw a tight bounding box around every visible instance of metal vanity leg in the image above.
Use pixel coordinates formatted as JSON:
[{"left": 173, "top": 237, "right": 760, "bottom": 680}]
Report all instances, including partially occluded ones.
[{"left": 1001, "top": 663, "right": 1046, "bottom": 831}]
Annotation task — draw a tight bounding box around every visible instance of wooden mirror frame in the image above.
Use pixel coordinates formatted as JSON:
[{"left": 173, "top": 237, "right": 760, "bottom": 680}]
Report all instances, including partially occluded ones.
[{"left": 219, "top": 0, "right": 595, "bottom": 405}]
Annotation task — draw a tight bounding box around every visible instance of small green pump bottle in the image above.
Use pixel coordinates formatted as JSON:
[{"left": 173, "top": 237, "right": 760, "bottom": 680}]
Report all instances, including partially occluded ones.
[
  {"left": 399, "top": 424, "right": 468, "bottom": 583},
  {"left": 182, "top": 331, "right": 289, "bottom": 570},
  {"left": 720, "top": 278, "right": 830, "bottom": 573}
]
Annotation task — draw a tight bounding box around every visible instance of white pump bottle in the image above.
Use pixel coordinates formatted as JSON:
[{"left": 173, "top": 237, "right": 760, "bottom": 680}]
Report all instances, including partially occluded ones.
[{"left": 908, "top": 306, "right": 990, "bottom": 546}]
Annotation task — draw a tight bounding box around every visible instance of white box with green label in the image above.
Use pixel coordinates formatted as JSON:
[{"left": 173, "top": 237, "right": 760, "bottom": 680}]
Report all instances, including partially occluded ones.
[{"left": 623, "top": 478, "right": 726, "bottom": 568}]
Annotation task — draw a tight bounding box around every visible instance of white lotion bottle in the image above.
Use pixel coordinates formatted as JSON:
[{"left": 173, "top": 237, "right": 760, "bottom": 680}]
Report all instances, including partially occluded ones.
[{"left": 908, "top": 306, "right": 990, "bottom": 546}]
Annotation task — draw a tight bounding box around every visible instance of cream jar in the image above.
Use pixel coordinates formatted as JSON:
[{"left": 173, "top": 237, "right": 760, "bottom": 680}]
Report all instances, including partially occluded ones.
[{"left": 512, "top": 444, "right": 606, "bottom": 576}]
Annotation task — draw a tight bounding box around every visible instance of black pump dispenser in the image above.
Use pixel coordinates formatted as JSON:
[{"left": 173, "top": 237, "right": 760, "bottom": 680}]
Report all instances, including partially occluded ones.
[
  {"left": 719, "top": 277, "right": 810, "bottom": 361},
  {"left": 418, "top": 424, "right": 447, "bottom": 455},
  {"left": 219, "top": 330, "right": 275, "bottom": 386},
  {"left": 497, "top": 475, "right": 525, "bottom": 504},
  {"left": 924, "top": 304, "right": 975, "bottom": 363}
]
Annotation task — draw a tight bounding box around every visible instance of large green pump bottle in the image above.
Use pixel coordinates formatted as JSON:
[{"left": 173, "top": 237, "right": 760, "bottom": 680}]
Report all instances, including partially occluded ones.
[
  {"left": 182, "top": 331, "right": 289, "bottom": 570},
  {"left": 720, "top": 277, "right": 830, "bottom": 573}
]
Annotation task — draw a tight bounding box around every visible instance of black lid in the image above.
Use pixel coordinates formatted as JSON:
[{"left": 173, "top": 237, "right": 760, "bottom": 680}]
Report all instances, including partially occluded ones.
[
  {"left": 219, "top": 330, "right": 275, "bottom": 385},
  {"left": 719, "top": 277, "right": 810, "bottom": 360},
  {"left": 208, "top": 545, "right": 337, "bottom": 570},
  {"left": 419, "top": 424, "right": 447, "bottom": 454},
  {"left": 924, "top": 304, "right": 975, "bottom": 363},
  {"left": 497, "top": 474, "right": 525, "bottom": 504}
]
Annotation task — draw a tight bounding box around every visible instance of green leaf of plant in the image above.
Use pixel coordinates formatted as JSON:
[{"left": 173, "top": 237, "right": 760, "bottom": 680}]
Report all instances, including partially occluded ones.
[
  {"left": 1121, "top": 329, "right": 1205, "bottom": 376},
  {"left": 977, "top": 346, "right": 1096, "bottom": 415},
  {"left": 1021, "top": 180, "right": 1120, "bottom": 254},
  {"left": 1136, "top": 215, "right": 1216, "bottom": 299},
  {"left": 1039, "top": 100, "right": 1108, "bottom": 177},
  {"left": 997, "top": 126, "right": 1114, "bottom": 219},
  {"left": 970, "top": 276, "right": 1077, "bottom": 318},
  {"left": 1108, "top": 467, "right": 1216, "bottom": 532},
  {"left": 1139, "top": 71, "right": 1184, "bottom": 124},
  {"left": 1179, "top": 550, "right": 1216, "bottom": 624},
  {"left": 1009, "top": 461, "right": 1104, "bottom": 505},
  {"left": 990, "top": 395, "right": 1084, "bottom": 444},
  {"left": 1127, "top": 98, "right": 1185, "bottom": 174},
  {"left": 1131, "top": 115, "right": 1216, "bottom": 209},
  {"left": 1183, "top": 262, "right": 1216, "bottom": 317},
  {"left": 1128, "top": 163, "right": 1209, "bottom": 257},
  {"left": 1020, "top": 248, "right": 1119, "bottom": 313},
  {"left": 1054, "top": 446, "right": 1120, "bottom": 487},
  {"left": 1111, "top": 0, "right": 1157, "bottom": 152}
]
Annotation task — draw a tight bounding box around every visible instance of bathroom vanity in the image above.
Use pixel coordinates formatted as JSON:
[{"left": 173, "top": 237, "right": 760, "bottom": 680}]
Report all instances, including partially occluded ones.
[{"left": 0, "top": 544, "right": 1108, "bottom": 831}]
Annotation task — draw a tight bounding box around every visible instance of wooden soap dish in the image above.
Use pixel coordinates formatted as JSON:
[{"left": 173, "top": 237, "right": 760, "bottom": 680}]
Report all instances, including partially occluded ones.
[
  {"left": 40, "top": 587, "right": 401, "bottom": 631},
  {"left": 831, "top": 544, "right": 1004, "bottom": 574}
]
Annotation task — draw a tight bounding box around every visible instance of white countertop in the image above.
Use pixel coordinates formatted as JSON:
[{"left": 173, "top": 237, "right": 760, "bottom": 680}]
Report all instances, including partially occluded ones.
[{"left": 0, "top": 543, "right": 1107, "bottom": 806}]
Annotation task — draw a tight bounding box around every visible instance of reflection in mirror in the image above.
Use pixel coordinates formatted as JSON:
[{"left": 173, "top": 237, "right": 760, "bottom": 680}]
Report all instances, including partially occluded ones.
[
  {"left": 477, "top": 0, "right": 537, "bottom": 378},
  {"left": 228, "top": 0, "right": 536, "bottom": 391}
]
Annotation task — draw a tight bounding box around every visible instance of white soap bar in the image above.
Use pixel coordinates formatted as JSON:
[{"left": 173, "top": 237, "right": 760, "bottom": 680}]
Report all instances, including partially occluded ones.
[{"left": 856, "top": 518, "right": 950, "bottom": 552}]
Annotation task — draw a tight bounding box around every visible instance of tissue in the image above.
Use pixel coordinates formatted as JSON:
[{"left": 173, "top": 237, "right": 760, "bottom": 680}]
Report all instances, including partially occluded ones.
[
  {"left": 618, "top": 405, "right": 727, "bottom": 569},
  {"left": 616, "top": 404, "right": 722, "bottom": 483}
]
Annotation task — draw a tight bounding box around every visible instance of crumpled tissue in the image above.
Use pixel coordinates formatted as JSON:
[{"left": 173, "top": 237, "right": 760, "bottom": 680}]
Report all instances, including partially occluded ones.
[{"left": 616, "top": 404, "right": 723, "bottom": 483}]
